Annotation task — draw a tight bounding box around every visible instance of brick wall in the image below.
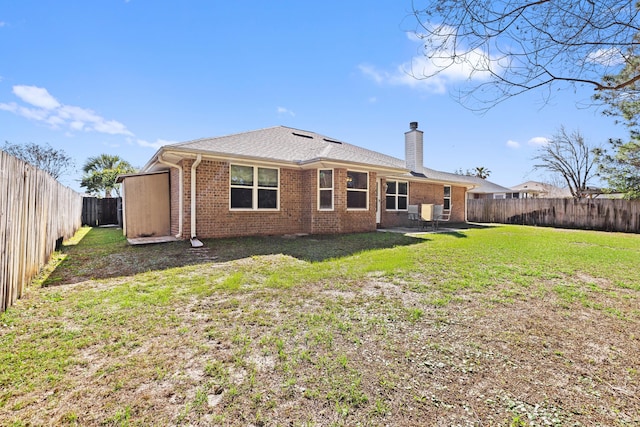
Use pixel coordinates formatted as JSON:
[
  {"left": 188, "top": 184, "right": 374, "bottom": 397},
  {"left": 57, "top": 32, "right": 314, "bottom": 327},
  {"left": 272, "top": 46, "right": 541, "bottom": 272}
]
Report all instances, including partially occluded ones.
[
  {"left": 175, "top": 162, "right": 379, "bottom": 238},
  {"left": 450, "top": 186, "right": 466, "bottom": 222},
  {"left": 380, "top": 179, "right": 467, "bottom": 227},
  {"left": 169, "top": 167, "right": 180, "bottom": 237},
  {"left": 168, "top": 160, "right": 465, "bottom": 239},
  {"left": 306, "top": 168, "right": 377, "bottom": 235}
]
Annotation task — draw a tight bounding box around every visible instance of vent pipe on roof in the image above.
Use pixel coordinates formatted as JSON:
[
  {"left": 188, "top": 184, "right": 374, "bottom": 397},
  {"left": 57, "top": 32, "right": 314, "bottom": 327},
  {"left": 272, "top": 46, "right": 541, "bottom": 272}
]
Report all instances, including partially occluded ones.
[{"left": 405, "top": 121, "right": 424, "bottom": 173}]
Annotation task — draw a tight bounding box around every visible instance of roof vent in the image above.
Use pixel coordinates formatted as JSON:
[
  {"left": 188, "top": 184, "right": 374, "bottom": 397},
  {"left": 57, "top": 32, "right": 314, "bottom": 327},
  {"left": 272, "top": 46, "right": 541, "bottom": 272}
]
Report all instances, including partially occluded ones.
[
  {"left": 292, "top": 132, "right": 313, "bottom": 139},
  {"left": 323, "top": 138, "right": 342, "bottom": 145},
  {"left": 409, "top": 121, "right": 418, "bottom": 130}
]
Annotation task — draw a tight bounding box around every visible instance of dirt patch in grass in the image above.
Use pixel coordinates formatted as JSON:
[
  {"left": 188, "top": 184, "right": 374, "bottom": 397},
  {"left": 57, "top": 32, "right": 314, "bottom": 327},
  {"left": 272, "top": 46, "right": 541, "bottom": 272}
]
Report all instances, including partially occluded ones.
[{"left": 1, "top": 226, "right": 639, "bottom": 426}]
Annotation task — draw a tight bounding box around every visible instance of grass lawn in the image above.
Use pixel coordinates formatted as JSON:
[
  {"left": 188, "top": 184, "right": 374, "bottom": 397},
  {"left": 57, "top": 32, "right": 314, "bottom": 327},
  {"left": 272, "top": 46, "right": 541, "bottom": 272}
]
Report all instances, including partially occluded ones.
[{"left": 1, "top": 225, "right": 639, "bottom": 426}]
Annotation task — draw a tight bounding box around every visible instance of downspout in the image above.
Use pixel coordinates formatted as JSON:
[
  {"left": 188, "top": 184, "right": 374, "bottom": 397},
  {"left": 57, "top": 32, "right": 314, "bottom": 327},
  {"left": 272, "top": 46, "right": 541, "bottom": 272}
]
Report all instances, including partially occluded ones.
[
  {"left": 465, "top": 190, "right": 469, "bottom": 223},
  {"left": 190, "top": 154, "right": 204, "bottom": 247},
  {"left": 157, "top": 154, "right": 183, "bottom": 239}
]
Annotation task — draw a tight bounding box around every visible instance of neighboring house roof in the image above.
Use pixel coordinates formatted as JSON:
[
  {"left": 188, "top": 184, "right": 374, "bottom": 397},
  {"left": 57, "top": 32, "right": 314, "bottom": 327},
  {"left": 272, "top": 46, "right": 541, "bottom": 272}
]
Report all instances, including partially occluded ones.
[
  {"left": 464, "top": 175, "right": 514, "bottom": 194},
  {"left": 510, "top": 181, "right": 572, "bottom": 198},
  {"left": 144, "top": 125, "right": 474, "bottom": 187}
]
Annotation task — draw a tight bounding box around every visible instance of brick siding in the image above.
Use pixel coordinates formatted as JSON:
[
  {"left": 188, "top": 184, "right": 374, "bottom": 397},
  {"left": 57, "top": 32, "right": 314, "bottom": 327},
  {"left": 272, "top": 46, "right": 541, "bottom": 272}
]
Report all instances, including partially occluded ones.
[
  {"left": 380, "top": 179, "right": 467, "bottom": 228},
  {"left": 161, "top": 161, "right": 468, "bottom": 239}
]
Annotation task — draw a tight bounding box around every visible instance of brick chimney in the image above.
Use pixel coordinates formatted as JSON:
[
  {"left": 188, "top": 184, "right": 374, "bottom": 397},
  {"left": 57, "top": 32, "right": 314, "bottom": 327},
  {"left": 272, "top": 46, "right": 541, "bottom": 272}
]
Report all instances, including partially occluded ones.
[{"left": 405, "top": 121, "right": 423, "bottom": 173}]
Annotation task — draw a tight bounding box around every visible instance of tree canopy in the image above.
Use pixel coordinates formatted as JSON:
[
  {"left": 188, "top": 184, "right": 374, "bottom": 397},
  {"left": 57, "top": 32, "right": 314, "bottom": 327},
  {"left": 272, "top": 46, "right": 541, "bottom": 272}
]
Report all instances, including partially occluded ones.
[
  {"left": 80, "top": 154, "right": 136, "bottom": 198},
  {"left": 2, "top": 141, "right": 74, "bottom": 180},
  {"left": 596, "top": 139, "right": 640, "bottom": 198},
  {"left": 411, "top": 0, "right": 640, "bottom": 110},
  {"left": 593, "top": 48, "right": 640, "bottom": 198}
]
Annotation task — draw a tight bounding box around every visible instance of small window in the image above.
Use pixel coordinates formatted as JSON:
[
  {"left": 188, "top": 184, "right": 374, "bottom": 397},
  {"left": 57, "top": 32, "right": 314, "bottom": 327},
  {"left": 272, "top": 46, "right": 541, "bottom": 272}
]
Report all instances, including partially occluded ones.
[
  {"left": 385, "top": 180, "right": 408, "bottom": 211},
  {"left": 443, "top": 185, "right": 451, "bottom": 210},
  {"left": 318, "top": 169, "right": 333, "bottom": 210},
  {"left": 230, "top": 164, "right": 279, "bottom": 210},
  {"left": 347, "top": 171, "right": 368, "bottom": 209}
]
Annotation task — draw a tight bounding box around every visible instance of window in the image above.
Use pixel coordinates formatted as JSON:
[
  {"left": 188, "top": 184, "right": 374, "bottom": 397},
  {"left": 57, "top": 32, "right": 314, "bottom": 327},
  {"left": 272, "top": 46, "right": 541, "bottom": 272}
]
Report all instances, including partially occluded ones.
[
  {"left": 443, "top": 185, "right": 451, "bottom": 210},
  {"left": 385, "top": 180, "right": 408, "bottom": 211},
  {"left": 230, "top": 164, "right": 279, "bottom": 210},
  {"left": 318, "top": 169, "right": 333, "bottom": 210},
  {"left": 346, "top": 171, "right": 368, "bottom": 209}
]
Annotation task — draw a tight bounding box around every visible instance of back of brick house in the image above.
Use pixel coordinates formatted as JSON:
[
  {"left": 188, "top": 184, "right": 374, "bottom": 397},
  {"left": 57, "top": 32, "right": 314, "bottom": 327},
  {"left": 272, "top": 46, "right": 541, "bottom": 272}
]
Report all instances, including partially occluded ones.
[{"left": 119, "top": 122, "right": 474, "bottom": 240}]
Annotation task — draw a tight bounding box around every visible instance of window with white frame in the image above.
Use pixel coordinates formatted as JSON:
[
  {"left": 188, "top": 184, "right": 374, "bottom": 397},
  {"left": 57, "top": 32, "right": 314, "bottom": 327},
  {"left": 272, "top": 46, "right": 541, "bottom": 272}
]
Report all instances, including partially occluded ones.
[
  {"left": 443, "top": 185, "right": 451, "bottom": 210},
  {"left": 230, "top": 164, "right": 279, "bottom": 210},
  {"left": 346, "top": 170, "right": 368, "bottom": 209},
  {"left": 318, "top": 169, "right": 333, "bottom": 210},
  {"left": 385, "top": 180, "right": 408, "bottom": 211}
]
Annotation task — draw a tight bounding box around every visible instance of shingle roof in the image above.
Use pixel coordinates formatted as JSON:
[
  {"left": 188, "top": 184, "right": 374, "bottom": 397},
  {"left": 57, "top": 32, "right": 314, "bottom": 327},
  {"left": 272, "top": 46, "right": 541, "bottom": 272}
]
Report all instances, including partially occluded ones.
[
  {"left": 510, "top": 181, "right": 572, "bottom": 197},
  {"left": 161, "top": 125, "right": 472, "bottom": 185},
  {"left": 464, "top": 175, "right": 515, "bottom": 194}
]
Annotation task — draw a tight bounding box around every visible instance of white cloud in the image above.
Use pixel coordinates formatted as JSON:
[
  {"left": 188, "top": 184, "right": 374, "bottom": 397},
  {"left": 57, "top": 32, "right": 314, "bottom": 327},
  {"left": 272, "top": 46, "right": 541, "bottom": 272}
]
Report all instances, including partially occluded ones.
[
  {"left": 359, "top": 29, "right": 502, "bottom": 93},
  {"left": 94, "top": 119, "right": 132, "bottom": 135},
  {"left": 277, "top": 106, "right": 295, "bottom": 117},
  {"left": 368, "top": 96, "right": 377, "bottom": 103},
  {"left": 70, "top": 121, "right": 85, "bottom": 131},
  {"left": 0, "top": 84, "right": 133, "bottom": 136},
  {"left": 13, "top": 85, "right": 60, "bottom": 109},
  {"left": 136, "top": 138, "right": 176, "bottom": 149},
  {"left": 506, "top": 140, "right": 521, "bottom": 149},
  {"left": 0, "top": 21, "right": 5, "bottom": 28},
  {"left": 586, "top": 48, "right": 625, "bottom": 67},
  {"left": 528, "top": 136, "right": 549, "bottom": 146},
  {"left": 359, "top": 64, "right": 385, "bottom": 84},
  {"left": 0, "top": 102, "right": 17, "bottom": 113}
]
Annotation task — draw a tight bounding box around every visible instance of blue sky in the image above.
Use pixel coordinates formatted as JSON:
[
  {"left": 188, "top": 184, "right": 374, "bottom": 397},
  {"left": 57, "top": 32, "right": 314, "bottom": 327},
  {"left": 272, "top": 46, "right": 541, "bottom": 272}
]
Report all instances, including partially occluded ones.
[{"left": 0, "top": 1, "right": 627, "bottom": 192}]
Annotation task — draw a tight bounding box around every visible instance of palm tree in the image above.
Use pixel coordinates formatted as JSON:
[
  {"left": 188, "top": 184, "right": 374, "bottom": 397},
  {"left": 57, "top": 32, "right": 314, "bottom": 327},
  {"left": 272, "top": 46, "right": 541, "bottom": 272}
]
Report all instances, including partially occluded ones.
[
  {"left": 473, "top": 166, "right": 491, "bottom": 179},
  {"left": 81, "top": 154, "right": 136, "bottom": 197}
]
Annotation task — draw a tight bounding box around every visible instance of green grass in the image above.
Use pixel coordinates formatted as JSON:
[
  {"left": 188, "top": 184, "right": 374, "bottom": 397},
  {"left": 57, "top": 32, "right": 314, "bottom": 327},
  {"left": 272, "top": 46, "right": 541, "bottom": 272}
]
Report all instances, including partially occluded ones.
[{"left": 1, "top": 225, "right": 639, "bottom": 425}]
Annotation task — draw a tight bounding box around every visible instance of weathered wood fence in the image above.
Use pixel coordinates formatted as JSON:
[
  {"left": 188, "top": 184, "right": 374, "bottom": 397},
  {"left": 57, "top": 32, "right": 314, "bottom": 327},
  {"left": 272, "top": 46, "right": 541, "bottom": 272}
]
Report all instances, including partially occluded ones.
[
  {"left": 468, "top": 198, "right": 640, "bottom": 233},
  {"left": 1, "top": 150, "right": 83, "bottom": 311},
  {"left": 82, "top": 197, "right": 121, "bottom": 226}
]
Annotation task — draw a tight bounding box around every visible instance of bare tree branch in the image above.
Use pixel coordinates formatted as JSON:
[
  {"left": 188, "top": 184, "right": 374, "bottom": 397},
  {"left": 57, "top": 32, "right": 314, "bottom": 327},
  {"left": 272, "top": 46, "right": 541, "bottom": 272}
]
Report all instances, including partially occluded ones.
[
  {"left": 532, "top": 127, "right": 599, "bottom": 198},
  {"left": 410, "top": 0, "right": 640, "bottom": 111}
]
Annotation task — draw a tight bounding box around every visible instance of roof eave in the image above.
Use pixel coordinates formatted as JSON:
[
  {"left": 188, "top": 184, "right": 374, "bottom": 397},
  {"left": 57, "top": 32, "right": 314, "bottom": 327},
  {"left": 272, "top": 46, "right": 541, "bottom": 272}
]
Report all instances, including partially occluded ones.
[
  {"left": 143, "top": 147, "right": 475, "bottom": 189},
  {"left": 299, "top": 158, "right": 408, "bottom": 175}
]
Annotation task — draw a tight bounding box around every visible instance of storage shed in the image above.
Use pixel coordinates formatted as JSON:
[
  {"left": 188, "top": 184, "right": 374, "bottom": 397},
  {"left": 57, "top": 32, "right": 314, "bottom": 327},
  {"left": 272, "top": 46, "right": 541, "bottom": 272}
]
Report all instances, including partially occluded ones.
[{"left": 116, "top": 170, "right": 171, "bottom": 239}]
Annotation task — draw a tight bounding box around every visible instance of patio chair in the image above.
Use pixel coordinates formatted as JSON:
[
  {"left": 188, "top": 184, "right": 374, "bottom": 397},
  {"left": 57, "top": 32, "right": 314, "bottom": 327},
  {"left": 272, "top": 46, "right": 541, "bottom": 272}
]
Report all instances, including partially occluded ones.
[
  {"left": 408, "top": 205, "right": 421, "bottom": 227},
  {"left": 432, "top": 204, "right": 450, "bottom": 230}
]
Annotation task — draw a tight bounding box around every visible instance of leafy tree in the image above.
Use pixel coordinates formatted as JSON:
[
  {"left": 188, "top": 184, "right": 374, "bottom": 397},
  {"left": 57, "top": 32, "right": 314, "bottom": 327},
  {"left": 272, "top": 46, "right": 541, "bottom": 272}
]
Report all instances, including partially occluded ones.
[
  {"left": 80, "top": 154, "right": 136, "bottom": 198},
  {"left": 472, "top": 166, "right": 491, "bottom": 179},
  {"left": 594, "top": 54, "right": 640, "bottom": 198},
  {"left": 2, "top": 141, "right": 74, "bottom": 179},
  {"left": 411, "top": 0, "right": 640, "bottom": 110},
  {"left": 596, "top": 139, "right": 640, "bottom": 198},
  {"left": 532, "top": 127, "right": 599, "bottom": 199}
]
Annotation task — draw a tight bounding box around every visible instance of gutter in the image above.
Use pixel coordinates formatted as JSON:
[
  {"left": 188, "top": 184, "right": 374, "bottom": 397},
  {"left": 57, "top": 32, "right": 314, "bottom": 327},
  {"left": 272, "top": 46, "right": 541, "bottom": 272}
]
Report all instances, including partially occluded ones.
[
  {"left": 156, "top": 154, "right": 184, "bottom": 239},
  {"left": 190, "top": 154, "right": 203, "bottom": 247}
]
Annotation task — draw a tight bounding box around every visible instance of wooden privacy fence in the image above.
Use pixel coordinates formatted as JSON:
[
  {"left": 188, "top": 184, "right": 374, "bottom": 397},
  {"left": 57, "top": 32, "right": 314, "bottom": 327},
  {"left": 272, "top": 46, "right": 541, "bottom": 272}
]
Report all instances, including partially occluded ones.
[
  {"left": 468, "top": 198, "right": 640, "bottom": 233},
  {"left": 1, "top": 151, "right": 83, "bottom": 312},
  {"left": 82, "top": 197, "right": 122, "bottom": 226}
]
